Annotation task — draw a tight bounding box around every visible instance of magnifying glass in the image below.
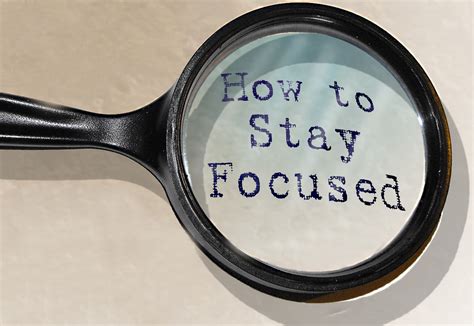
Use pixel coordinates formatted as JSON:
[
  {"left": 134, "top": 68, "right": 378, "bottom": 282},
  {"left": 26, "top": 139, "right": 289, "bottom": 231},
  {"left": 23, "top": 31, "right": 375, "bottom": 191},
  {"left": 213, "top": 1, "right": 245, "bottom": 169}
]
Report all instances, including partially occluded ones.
[{"left": 0, "top": 3, "right": 451, "bottom": 301}]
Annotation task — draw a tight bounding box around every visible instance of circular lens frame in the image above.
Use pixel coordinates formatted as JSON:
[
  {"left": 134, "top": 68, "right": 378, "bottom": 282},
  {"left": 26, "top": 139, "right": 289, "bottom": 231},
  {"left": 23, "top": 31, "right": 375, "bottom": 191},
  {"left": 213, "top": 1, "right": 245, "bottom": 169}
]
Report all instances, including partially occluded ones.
[{"left": 164, "top": 3, "right": 451, "bottom": 301}]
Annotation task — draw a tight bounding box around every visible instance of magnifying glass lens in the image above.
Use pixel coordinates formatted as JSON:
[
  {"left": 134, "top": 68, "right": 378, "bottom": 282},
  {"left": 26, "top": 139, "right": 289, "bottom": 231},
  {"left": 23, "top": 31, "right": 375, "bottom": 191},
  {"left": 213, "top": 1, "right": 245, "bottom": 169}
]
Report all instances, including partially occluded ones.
[{"left": 181, "top": 24, "right": 425, "bottom": 272}]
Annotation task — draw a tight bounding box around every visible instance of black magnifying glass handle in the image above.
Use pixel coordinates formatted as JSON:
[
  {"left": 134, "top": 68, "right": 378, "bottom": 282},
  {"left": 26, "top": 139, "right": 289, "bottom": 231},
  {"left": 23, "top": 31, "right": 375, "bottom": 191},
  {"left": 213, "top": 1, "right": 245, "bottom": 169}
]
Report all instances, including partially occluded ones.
[{"left": 0, "top": 92, "right": 168, "bottom": 178}]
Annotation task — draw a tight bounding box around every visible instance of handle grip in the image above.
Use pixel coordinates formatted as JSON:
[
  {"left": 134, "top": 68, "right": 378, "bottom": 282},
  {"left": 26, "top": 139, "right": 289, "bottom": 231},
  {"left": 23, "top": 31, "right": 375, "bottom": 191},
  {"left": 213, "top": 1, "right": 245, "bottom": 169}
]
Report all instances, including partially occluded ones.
[
  {"left": 0, "top": 93, "right": 115, "bottom": 149},
  {"left": 0, "top": 93, "right": 166, "bottom": 175}
]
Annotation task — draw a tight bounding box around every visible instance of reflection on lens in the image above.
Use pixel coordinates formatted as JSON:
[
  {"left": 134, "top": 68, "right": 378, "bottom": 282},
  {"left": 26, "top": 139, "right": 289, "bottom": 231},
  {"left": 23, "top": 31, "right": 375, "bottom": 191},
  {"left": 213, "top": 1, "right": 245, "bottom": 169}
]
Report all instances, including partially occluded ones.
[{"left": 181, "top": 25, "right": 425, "bottom": 272}]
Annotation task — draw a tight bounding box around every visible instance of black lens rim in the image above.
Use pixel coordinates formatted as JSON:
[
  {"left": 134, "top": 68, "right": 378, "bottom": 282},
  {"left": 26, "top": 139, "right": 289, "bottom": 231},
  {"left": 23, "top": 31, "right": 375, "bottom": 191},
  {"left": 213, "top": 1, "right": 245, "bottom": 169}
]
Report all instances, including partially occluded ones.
[{"left": 164, "top": 3, "right": 451, "bottom": 301}]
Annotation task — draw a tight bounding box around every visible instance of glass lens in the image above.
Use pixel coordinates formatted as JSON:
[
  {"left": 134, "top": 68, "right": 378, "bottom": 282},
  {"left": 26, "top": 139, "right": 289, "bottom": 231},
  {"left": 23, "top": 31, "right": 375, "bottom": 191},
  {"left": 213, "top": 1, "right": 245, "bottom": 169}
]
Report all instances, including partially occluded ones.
[{"left": 181, "top": 24, "right": 425, "bottom": 272}]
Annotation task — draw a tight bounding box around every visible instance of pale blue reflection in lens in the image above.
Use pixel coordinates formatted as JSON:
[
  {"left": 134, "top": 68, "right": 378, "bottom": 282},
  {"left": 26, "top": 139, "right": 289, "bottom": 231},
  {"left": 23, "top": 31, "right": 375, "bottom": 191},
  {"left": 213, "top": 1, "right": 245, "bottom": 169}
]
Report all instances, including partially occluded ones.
[{"left": 182, "top": 32, "right": 425, "bottom": 272}]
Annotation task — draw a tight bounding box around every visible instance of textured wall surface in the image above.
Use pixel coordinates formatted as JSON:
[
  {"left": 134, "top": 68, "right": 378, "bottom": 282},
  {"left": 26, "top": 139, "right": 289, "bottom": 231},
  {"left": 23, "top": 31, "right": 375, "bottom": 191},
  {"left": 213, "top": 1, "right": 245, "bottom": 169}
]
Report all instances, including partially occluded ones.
[{"left": 0, "top": 0, "right": 472, "bottom": 324}]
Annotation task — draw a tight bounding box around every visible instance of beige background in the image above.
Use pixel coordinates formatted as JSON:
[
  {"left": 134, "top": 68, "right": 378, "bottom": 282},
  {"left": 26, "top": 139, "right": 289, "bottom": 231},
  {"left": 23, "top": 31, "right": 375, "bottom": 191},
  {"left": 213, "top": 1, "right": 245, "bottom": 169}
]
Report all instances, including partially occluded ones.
[{"left": 0, "top": 0, "right": 472, "bottom": 324}]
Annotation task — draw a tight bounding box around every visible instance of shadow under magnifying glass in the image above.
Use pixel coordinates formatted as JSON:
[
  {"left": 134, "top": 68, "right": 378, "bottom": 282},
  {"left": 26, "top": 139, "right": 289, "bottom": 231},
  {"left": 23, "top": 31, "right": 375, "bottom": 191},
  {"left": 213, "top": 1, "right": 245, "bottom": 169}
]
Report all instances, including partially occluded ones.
[
  {"left": 0, "top": 148, "right": 168, "bottom": 201},
  {"left": 196, "top": 109, "right": 469, "bottom": 324}
]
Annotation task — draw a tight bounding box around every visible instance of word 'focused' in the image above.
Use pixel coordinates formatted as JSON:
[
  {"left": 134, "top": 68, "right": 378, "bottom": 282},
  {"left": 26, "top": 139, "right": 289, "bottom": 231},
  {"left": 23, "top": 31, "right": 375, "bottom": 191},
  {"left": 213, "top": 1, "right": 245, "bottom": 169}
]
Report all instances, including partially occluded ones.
[{"left": 208, "top": 162, "right": 405, "bottom": 210}]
